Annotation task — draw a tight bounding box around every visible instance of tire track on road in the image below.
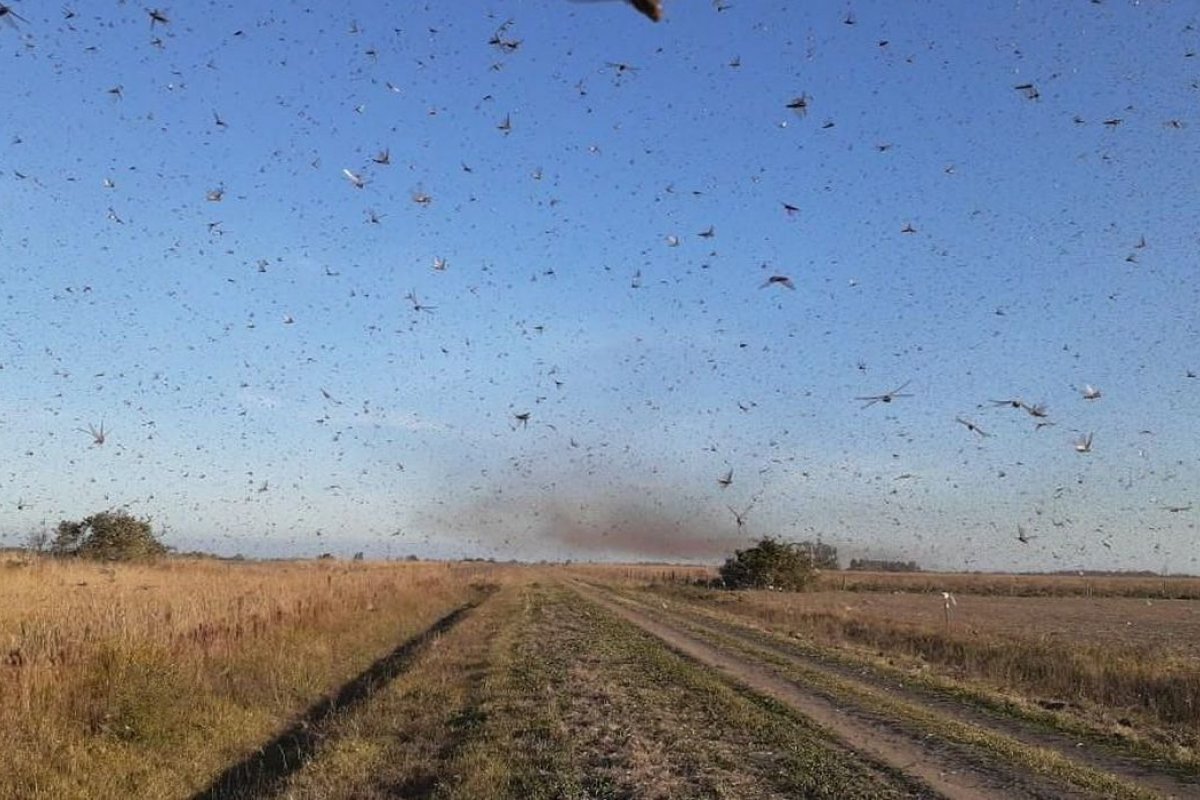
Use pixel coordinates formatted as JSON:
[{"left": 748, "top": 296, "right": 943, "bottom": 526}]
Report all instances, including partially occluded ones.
[
  {"left": 619, "top": 586, "right": 1199, "bottom": 800},
  {"left": 191, "top": 589, "right": 495, "bottom": 800},
  {"left": 572, "top": 581, "right": 1155, "bottom": 800}
]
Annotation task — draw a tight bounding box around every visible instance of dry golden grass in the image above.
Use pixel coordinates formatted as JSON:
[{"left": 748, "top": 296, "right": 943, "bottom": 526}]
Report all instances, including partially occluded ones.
[
  {"left": 0, "top": 556, "right": 500, "bottom": 800},
  {"left": 814, "top": 570, "right": 1200, "bottom": 599},
  {"left": 7, "top": 556, "right": 1197, "bottom": 798},
  {"left": 569, "top": 562, "right": 1200, "bottom": 599}
]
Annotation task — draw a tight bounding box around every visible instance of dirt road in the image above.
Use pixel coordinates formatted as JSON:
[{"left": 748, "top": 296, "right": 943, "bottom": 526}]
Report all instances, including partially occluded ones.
[
  {"left": 188, "top": 579, "right": 1195, "bottom": 799},
  {"left": 572, "top": 581, "right": 1197, "bottom": 800}
]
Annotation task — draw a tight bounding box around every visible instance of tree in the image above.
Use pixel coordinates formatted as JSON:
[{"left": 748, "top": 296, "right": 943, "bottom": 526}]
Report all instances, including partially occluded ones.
[
  {"left": 51, "top": 510, "right": 168, "bottom": 561},
  {"left": 24, "top": 527, "right": 50, "bottom": 554},
  {"left": 797, "top": 540, "right": 839, "bottom": 570},
  {"left": 719, "top": 536, "right": 816, "bottom": 591}
]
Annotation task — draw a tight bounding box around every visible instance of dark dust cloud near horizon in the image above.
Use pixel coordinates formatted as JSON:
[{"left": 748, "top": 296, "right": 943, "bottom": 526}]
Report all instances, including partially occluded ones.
[{"left": 539, "top": 499, "right": 743, "bottom": 561}]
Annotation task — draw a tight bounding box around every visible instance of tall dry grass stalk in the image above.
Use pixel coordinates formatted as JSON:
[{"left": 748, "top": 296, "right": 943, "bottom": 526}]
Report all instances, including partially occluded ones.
[{"left": 0, "top": 556, "right": 500, "bottom": 799}]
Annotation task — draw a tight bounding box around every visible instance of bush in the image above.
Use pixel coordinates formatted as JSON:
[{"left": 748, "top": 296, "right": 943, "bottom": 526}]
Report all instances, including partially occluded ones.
[
  {"left": 51, "top": 510, "right": 168, "bottom": 561},
  {"left": 719, "top": 537, "right": 816, "bottom": 591}
]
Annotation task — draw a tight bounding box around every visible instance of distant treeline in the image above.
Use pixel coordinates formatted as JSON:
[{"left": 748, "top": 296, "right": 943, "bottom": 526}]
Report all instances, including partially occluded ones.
[
  {"left": 798, "top": 541, "right": 840, "bottom": 570},
  {"left": 1037, "top": 569, "right": 1164, "bottom": 578},
  {"left": 848, "top": 558, "right": 922, "bottom": 572}
]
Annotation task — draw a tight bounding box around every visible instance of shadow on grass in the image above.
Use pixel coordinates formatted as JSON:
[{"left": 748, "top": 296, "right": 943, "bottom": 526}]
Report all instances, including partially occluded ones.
[{"left": 191, "top": 589, "right": 494, "bottom": 800}]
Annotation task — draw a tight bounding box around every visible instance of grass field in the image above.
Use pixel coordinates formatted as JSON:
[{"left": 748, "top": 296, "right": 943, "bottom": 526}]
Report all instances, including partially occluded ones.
[
  {"left": 0, "top": 556, "right": 499, "bottom": 799},
  {"left": 570, "top": 563, "right": 1200, "bottom": 599},
  {"left": 3, "top": 557, "right": 1198, "bottom": 799}
]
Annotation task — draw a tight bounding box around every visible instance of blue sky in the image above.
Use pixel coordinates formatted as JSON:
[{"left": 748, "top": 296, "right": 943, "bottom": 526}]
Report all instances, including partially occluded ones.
[{"left": 1, "top": 0, "right": 1197, "bottom": 571}]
